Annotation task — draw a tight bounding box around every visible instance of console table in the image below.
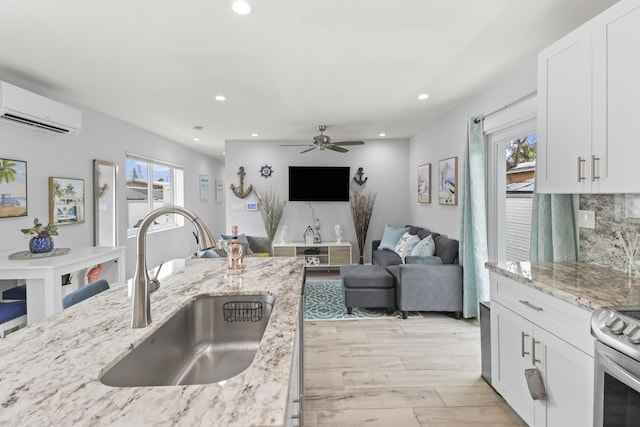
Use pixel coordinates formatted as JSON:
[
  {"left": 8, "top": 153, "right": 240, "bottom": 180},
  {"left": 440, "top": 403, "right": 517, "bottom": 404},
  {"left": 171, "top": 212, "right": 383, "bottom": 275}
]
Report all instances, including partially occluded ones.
[
  {"left": 273, "top": 242, "right": 351, "bottom": 268},
  {"left": 0, "top": 246, "right": 126, "bottom": 324}
]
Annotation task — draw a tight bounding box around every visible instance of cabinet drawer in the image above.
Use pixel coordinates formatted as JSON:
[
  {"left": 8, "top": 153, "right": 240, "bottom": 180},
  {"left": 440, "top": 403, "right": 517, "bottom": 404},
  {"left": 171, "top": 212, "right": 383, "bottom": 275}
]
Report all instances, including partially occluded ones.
[
  {"left": 273, "top": 247, "right": 295, "bottom": 257},
  {"left": 490, "top": 272, "right": 593, "bottom": 356},
  {"left": 329, "top": 246, "right": 351, "bottom": 265}
]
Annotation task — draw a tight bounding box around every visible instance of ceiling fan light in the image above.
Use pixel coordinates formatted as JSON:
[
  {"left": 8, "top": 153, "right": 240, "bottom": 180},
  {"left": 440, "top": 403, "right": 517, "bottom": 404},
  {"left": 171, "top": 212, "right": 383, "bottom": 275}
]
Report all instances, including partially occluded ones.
[
  {"left": 418, "top": 93, "right": 430, "bottom": 100},
  {"left": 231, "top": 0, "right": 253, "bottom": 15}
]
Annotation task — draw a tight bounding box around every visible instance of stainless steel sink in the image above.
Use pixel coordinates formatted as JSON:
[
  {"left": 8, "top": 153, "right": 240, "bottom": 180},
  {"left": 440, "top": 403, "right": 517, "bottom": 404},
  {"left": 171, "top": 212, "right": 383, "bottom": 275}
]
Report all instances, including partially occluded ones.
[{"left": 100, "top": 294, "right": 275, "bottom": 387}]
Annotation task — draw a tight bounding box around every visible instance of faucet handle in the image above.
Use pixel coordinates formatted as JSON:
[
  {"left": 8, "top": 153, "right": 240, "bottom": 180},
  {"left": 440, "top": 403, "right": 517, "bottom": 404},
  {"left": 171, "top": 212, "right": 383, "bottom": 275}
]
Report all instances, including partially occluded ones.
[{"left": 149, "top": 262, "right": 163, "bottom": 293}]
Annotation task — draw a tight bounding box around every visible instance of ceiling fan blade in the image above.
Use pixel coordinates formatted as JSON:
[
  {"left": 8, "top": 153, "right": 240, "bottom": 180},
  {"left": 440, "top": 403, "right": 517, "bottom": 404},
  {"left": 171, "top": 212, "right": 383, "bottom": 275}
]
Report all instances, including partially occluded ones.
[
  {"left": 333, "top": 140, "right": 364, "bottom": 146},
  {"left": 300, "top": 146, "right": 317, "bottom": 153},
  {"left": 280, "top": 144, "right": 314, "bottom": 147},
  {"left": 327, "top": 145, "right": 349, "bottom": 153}
]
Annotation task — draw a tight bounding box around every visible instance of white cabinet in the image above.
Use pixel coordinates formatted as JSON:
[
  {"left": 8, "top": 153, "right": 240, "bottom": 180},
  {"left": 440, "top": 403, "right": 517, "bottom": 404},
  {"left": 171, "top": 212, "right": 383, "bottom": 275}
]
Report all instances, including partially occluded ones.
[
  {"left": 537, "top": 0, "right": 640, "bottom": 193},
  {"left": 273, "top": 242, "right": 351, "bottom": 268},
  {"left": 285, "top": 292, "right": 304, "bottom": 426},
  {"left": 490, "top": 273, "right": 594, "bottom": 427}
]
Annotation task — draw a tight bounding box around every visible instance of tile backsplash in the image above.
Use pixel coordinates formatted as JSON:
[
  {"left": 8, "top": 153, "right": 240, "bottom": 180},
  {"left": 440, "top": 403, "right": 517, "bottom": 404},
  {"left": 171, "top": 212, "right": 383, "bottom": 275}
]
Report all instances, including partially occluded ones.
[{"left": 580, "top": 194, "right": 640, "bottom": 277}]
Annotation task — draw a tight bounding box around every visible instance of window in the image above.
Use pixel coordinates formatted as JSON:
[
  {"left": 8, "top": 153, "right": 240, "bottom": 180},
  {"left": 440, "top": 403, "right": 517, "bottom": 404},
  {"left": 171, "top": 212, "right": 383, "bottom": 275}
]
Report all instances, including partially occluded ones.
[
  {"left": 125, "top": 153, "right": 184, "bottom": 234},
  {"left": 487, "top": 119, "right": 536, "bottom": 262}
]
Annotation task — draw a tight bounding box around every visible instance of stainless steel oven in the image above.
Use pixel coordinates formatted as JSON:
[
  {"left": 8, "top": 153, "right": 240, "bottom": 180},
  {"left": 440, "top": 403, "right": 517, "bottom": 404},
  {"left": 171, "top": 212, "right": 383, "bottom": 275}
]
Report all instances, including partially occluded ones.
[{"left": 592, "top": 307, "right": 640, "bottom": 427}]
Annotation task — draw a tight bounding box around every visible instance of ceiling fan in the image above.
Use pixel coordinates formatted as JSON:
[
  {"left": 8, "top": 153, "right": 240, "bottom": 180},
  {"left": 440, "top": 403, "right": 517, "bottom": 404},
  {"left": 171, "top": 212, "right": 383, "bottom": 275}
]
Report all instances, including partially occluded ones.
[{"left": 280, "top": 125, "right": 364, "bottom": 153}]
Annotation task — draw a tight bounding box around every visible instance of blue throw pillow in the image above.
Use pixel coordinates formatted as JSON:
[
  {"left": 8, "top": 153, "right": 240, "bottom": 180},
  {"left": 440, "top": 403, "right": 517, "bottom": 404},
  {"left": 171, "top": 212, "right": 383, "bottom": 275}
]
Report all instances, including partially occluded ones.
[
  {"left": 395, "top": 232, "right": 421, "bottom": 260},
  {"left": 197, "top": 250, "right": 220, "bottom": 258},
  {"left": 378, "top": 225, "right": 410, "bottom": 251},
  {"left": 220, "top": 233, "right": 253, "bottom": 254}
]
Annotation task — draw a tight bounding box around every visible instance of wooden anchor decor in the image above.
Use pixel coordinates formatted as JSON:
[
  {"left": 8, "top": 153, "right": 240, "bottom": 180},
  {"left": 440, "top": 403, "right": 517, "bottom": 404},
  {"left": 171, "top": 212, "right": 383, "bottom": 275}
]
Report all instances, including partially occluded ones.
[
  {"left": 230, "top": 166, "right": 254, "bottom": 199},
  {"left": 353, "top": 167, "right": 368, "bottom": 186}
]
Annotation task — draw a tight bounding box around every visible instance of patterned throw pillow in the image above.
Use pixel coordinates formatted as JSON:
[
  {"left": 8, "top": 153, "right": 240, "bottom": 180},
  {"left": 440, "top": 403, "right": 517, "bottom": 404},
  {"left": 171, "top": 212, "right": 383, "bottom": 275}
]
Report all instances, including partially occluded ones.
[
  {"left": 410, "top": 234, "right": 435, "bottom": 257},
  {"left": 395, "top": 232, "right": 421, "bottom": 260}
]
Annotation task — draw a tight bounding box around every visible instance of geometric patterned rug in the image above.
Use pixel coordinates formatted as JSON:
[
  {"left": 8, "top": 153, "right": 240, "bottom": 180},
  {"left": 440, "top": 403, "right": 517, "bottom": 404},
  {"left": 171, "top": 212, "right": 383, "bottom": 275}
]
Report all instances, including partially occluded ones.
[{"left": 304, "top": 280, "right": 413, "bottom": 320}]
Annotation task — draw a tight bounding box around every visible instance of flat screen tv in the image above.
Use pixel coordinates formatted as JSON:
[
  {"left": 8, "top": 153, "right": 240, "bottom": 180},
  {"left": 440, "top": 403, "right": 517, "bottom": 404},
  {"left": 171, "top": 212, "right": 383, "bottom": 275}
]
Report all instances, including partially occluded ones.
[{"left": 288, "top": 166, "right": 350, "bottom": 202}]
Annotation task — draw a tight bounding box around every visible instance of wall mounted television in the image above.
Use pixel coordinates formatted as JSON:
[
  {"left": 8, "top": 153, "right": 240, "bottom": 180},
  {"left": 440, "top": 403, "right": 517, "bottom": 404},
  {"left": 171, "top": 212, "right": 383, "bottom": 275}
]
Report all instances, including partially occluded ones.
[{"left": 288, "top": 166, "right": 350, "bottom": 202}]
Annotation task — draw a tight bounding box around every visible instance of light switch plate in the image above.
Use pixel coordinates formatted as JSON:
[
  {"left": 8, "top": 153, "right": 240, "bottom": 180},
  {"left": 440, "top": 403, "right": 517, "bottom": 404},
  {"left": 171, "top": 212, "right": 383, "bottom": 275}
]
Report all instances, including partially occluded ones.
[{"left": 578, "top": 210, "right": 595, "bottom": 229}]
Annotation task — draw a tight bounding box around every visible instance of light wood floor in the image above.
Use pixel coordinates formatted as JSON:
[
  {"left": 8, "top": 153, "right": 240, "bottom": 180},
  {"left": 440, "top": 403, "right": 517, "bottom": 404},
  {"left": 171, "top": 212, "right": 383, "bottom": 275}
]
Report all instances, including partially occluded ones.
[{"left": 303, "top": 271, "right": 526, "bottom": 426}]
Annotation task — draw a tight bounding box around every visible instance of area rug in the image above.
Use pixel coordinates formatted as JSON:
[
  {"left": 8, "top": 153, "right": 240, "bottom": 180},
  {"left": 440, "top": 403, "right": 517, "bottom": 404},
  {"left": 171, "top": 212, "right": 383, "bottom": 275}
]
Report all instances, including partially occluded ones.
[{"left": 304, "top": 280, "right": 415, "bottom": 320}]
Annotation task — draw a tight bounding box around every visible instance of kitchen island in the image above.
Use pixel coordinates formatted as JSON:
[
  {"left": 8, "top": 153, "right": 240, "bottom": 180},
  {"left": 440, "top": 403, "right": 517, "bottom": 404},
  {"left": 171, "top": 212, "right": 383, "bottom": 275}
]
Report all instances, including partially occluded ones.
[{"left": 0, "top": 256, "right": 305, "bottom": 426}]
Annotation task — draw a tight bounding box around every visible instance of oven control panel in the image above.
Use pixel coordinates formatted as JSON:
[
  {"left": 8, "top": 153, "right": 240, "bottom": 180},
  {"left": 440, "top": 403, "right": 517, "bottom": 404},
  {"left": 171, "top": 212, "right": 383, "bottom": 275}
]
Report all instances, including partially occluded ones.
[{"left": 592, "top": 307, "right": 640, "bottom": 359}]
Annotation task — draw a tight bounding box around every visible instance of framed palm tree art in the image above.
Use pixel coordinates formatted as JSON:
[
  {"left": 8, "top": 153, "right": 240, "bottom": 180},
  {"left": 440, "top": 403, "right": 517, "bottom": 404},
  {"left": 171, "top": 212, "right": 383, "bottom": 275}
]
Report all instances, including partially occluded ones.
[
  {"left": 0, "top": 158, "right": 27, "bottom": 218},
  {"left": 49, "top": 177, "right": 85, "bottom": 225}
]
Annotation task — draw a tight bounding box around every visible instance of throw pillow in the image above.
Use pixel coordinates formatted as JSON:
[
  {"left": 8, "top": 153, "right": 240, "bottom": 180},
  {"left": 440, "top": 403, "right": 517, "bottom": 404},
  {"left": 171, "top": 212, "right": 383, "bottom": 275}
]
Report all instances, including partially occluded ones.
[
  {"left": 378, "top": 225, "right": 410, "bottom": 251},
  {"left": 395, "top": 232, "right": 420, "bottom": 260},
  {"left": 197, "top": 249, "right": 220, "bottom": 258},
  {"left": 405, "top": 255, "right": 443, "bottom": 265},
  {"left": 219, "top": 233, "right": 253, "bottom": 254},
  {"left": 410, "top": 234, "right": 435, "bottom": 257}
]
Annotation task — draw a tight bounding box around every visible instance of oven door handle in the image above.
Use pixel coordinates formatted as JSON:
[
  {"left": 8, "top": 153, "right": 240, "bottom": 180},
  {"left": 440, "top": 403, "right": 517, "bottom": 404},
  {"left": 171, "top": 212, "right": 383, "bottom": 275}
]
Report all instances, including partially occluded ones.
[{"left": 599, "top": 349, "right": 640, "bottom": 392}]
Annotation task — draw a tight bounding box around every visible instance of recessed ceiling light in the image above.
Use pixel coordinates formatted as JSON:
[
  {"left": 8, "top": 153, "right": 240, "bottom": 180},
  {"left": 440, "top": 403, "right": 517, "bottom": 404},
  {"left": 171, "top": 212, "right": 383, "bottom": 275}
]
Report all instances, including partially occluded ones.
[
  {"left": 251, "top": 133, "right": 259, "bottom": 137},
  {"left": 222, "top": 152, "right": 227, "bottom": 156},
  {"left": 231, "top": 0, "right": 252, "bottom": 15},
  {"left": 215, "top": 95, "right": 226, "bottom": 101},
  {"left": 418, "top": 93, "right": 429, "bottom": 100},
  {"left": 379, "top": 133, "right": 386, "bottom": 137},
  {"left": 193, "top": 138, "right": 200, "bottom": 142}
]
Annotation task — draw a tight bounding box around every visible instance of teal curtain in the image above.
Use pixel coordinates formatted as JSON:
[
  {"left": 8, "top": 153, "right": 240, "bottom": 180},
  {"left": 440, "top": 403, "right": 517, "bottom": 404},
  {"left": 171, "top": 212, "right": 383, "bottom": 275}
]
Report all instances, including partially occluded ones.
[
  {"left": 460, "top": 116, "right": 490, "bottom": 318},
  {"left": 529, "top": 190, "right": 578, "bottom": 262}
]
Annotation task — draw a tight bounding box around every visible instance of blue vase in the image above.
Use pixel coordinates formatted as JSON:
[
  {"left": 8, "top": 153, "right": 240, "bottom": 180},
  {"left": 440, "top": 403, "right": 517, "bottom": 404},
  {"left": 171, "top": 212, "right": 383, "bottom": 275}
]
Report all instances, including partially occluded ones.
[{"left": 29, "top": 236, "right": 54, "bottom": 254}]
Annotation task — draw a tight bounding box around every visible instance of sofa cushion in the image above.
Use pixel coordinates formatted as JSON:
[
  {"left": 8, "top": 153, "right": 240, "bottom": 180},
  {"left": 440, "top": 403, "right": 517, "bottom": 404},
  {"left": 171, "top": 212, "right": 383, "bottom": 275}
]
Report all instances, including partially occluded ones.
[
  {"left": 405, "top": 255, "right": 443, "bottom": 265},
  {"left": 378, "top": 225, "right": 410, "bottom": 251},
  {"left": 410, "top": 234, "right": 435, "bottom": 257},
  {"left": 434, "top": 235, "right": 459, "bottom": 264},
  {"left": 340, "top": 265, "right": 394, "bottom": 289},
  {"left": 395, "top": 232, "right": 420, "bottom": 260},
  {"left": 372, "top": 248, "right": 402, "bottom": 267}
]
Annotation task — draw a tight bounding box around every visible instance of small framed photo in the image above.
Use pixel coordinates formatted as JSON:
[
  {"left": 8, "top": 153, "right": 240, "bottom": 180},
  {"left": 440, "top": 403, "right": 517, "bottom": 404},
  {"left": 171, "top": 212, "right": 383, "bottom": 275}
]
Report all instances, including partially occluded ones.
[
  {"left": 438, "top": 157, "right": 458, "bottom": 206},
  {"left": 199, "top": 174, "right": 209, "bottom": 201},
  {"left": 0, "top": 158, "right": 27, "bottom": 218},
  {"left": 49, "top": 177, "right": 85, "bottom": 225},
  {"left": 215, "top": 179, "right": 224, "bottom": 203},
  {"left": 417, "top": 163, "right": 431, "bottom": 203}
]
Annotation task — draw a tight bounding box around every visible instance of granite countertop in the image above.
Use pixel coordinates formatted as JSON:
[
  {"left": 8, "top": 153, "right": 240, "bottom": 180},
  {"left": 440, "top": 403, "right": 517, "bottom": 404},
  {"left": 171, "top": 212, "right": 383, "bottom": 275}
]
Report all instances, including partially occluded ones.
[
  {"left": 486, "top": 261, "right": 640, "bottom": 312},
  {"left": 0, "top": 256, "right": 305, "bottom": 427}
]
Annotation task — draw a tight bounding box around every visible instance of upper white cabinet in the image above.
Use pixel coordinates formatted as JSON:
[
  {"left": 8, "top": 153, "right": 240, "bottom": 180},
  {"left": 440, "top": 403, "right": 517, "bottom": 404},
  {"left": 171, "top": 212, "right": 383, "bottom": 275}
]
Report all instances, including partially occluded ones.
[{"left": 537, "top": 0, "right": 640, "bottom": 193}]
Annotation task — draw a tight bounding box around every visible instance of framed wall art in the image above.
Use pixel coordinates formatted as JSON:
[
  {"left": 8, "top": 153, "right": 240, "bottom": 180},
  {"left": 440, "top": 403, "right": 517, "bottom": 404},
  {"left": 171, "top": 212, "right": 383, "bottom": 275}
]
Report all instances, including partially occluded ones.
[
  {"left": 438, "top": 156, "right": 458, "bottom": 206},
  {"left": 417, "top": 163, "right": 431, "bottom": 203},
  {"left": 49, "top": 177, "right": 85, "bottom": 225},
  {"left": 200, "top": 174, "right": 209, "bottom": 201},
  {"left": 215, "top": 179, "right": 224, "bottom": 203},
  {"left": 0, "top": 158, "right": 27, "bottom": 218}
]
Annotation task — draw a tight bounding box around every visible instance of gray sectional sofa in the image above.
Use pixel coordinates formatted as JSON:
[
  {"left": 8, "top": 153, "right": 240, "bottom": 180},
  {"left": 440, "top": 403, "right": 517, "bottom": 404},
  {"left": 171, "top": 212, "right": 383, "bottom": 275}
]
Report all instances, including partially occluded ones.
[{"left": 370, "top": 225, "right": 463, "bottom": 319}]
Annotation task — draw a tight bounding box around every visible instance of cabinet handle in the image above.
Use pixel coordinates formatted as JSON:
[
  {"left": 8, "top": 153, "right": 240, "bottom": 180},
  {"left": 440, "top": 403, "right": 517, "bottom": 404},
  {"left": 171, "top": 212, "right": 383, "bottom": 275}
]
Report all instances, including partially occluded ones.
[
  {"left": 521, "top": 332, "right": 530, "bottom": 357},
  {"left": 519, "top": 300, "right": 543, "bottom": 312},
  {"left": 592, "top": 155, "right": 600, "bottom": 181},
  {"left": 577, "top": 156, "right": 586, "bottom": 182},
  {"left": 532, "top": 338, "right": 541, "bottom": 365}
]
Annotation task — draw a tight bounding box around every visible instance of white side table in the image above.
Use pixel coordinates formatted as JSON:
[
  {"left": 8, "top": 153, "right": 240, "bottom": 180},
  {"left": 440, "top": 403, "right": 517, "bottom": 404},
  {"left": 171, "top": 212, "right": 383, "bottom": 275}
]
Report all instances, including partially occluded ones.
[{"left": 0, "top": 246, "right": 126, "bottom": 324}]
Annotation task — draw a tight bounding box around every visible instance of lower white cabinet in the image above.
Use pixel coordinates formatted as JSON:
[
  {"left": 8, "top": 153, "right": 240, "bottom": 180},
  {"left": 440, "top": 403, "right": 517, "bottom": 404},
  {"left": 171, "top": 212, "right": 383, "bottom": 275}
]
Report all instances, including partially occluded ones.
[
  {"left": 285, "top": 292, "right": 304, "bottom": 426},
  {"left": 490, "top": 273, "right": 594, "bottom": 426}
]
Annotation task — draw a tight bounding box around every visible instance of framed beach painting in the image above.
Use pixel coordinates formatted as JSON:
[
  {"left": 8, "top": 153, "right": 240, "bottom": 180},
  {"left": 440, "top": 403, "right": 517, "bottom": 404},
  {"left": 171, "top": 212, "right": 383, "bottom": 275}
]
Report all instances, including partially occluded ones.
[
  {"left": 200, "top": 174, "right": 209, "bottom": 201},
  {"left": 438, "top": 157, "right": 458, "bottom": 206},
  {"left": 49, "top": 177, "right": 85, "bottom": 225},
  {"left": 0, "top": 158, "right": 27, "bottom": 218},
  {"left": 417, "top": 163, "right": 431, "bottom": 203}
]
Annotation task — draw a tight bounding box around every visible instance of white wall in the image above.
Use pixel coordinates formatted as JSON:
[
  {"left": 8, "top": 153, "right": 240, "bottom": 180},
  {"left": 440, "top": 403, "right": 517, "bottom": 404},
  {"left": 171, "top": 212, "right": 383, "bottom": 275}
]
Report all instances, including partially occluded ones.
[
  {"left": 408, "top": 60, "right": 538, "bottom": 239},
  {"left": 0, "top": 74, "right": 225, "bottom": 280},
  {"left": 224, "top": 138, "right": 410, "bottom": 263}
]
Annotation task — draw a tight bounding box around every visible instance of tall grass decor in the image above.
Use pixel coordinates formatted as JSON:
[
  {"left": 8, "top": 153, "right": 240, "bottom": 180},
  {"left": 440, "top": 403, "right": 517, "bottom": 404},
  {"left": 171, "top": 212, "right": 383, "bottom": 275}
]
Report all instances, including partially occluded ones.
[
  {"left": 350, "top": 190, "right": 377, "bottom": 264},
  {"left": 255, "top": 189, "right": 286, "bottom": 254}
]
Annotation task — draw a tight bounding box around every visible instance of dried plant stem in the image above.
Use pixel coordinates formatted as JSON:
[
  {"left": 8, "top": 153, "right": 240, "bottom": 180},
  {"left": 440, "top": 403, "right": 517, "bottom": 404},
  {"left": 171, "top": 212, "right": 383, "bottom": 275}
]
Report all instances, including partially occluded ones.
[
  {"left": 255, "top": 189, "right": 287, "bottom": 253},
  {"left": 350, "top": 190, "right": 377, "bottom": 264}
]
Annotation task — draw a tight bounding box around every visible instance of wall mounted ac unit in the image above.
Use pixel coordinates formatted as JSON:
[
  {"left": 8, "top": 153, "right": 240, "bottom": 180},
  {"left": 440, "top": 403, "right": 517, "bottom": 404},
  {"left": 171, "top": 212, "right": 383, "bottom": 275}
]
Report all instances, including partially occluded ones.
[{"left": 0, "top": 81, "right": 82, "bottom": 135}]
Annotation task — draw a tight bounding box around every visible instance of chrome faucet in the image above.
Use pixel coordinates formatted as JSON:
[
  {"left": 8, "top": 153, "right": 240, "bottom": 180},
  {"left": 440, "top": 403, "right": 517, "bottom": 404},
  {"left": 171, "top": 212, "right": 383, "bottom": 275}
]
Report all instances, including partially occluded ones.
[{"left": 131, "top": 205, "right": 216, "bottom": 328}]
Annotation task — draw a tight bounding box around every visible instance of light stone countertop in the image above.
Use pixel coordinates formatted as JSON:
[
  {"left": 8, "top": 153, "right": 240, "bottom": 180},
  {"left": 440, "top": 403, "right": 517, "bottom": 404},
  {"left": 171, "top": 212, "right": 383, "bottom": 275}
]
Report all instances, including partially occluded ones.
[
  {"left": 0, "top": 256, "right": 305, "bottom": 427},
  {"left": 485, "top": 261, "right": 640, "bottom": 312}
]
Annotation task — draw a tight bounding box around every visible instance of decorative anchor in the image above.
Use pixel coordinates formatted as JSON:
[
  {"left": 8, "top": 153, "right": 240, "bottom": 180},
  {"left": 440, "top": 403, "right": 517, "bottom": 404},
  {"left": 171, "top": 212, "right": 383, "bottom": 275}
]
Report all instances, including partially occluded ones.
[
  {"left": 230, "top": 166, "right": 254, "bottom": 199},
  {"left": 353, "top": 167, "right": 368, "bottom": 185}
]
